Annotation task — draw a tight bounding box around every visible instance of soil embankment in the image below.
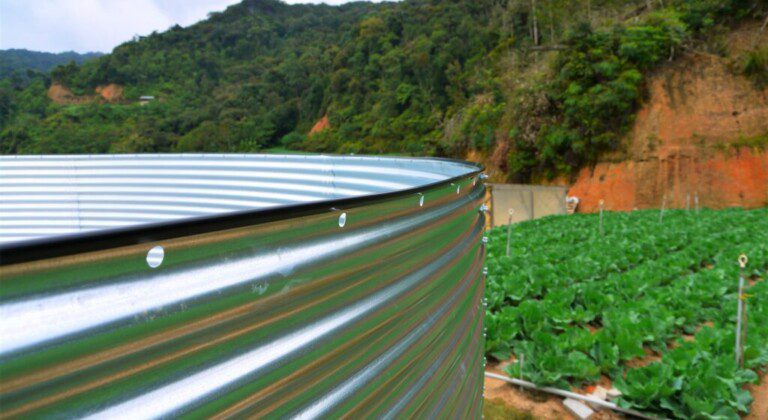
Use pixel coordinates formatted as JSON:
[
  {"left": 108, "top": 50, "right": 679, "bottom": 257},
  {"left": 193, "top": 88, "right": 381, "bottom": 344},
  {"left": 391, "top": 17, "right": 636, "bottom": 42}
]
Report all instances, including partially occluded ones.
[
  {"left": 309, "top": 114, "right": 331, "bottom": 135},
  {"left": 569, "top": 27, "right": 768, "bottom": 212},
  {"left": 48, "top": 83, "right": 124, "bottom": 105}
]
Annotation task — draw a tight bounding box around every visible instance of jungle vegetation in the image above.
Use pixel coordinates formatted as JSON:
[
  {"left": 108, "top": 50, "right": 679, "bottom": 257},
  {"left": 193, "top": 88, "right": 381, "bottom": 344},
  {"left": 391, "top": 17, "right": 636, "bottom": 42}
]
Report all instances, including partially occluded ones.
[
  {"left": 1, "top": 0, "right": 765, "bottom": 181},
  {"left": 0, "top": 49, "right": 102, "bottom": 80}
]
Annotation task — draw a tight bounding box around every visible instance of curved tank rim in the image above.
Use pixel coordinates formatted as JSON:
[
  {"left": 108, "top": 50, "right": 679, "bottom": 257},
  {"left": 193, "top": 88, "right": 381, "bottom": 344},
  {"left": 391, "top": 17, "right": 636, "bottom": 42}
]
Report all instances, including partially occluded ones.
[{"left": 0, "top": 154, "right": 483, "bottom": 265}]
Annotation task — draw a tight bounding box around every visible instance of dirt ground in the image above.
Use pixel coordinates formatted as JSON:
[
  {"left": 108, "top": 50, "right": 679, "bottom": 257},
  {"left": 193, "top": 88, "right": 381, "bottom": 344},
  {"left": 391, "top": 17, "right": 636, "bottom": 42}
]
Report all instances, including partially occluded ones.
[
  {"left": 745, "top": 371, "right": 768, "bottom": 420},
  {"left": 485, "top": 366, "right": 768, "bottom": 419},
  {"left": 484, "top": 364, "right": 622, "bottom": 420},
  {"left": 47, "top": 83, "right": 125, "bottom": 105}
]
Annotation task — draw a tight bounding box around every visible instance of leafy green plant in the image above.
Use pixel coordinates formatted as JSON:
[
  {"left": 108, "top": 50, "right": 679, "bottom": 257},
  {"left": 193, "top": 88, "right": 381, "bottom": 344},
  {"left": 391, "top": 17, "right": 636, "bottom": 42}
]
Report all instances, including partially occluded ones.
[
  {"left": 615, "top": 363, "right": 677, "bottom": 409},
  {"left": 485, "top": 208, "right": 768, "bottom": 418}
]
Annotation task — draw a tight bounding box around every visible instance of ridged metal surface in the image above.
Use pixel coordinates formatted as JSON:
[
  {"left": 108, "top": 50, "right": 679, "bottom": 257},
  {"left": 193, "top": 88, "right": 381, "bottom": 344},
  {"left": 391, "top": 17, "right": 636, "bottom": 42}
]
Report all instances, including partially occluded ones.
[
  {"left": 0, "top": 154, "right": 471, "bottom": 244},
  {"left": 0, "top": 154, "right": 486, "bottom": 419}
]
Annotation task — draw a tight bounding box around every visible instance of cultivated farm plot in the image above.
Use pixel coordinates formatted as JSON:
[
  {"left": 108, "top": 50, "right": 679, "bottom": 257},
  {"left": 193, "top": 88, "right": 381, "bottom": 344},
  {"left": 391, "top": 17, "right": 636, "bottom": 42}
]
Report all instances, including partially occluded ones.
[{"left": 484, "top": 208, "right": 768, "bottom": 418}]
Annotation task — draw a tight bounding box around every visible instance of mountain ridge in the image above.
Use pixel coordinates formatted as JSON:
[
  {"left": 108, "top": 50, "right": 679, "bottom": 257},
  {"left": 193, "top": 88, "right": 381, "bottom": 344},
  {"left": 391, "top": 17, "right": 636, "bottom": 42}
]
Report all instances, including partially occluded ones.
[{"left": 0, "top": 49, "right": 103, "bottom": 79}]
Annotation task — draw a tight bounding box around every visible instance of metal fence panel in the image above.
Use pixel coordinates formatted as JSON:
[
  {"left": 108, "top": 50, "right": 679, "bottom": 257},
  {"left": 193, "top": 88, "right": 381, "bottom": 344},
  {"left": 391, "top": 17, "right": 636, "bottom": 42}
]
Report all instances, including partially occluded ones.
[
  {"left": 533, "top": 187, "right": 569, "bottom": 220},
  {"left": 489, "top": 184, "right": 567, "bottom": 226},
  {"left": 0, "top": 154, "right": 485, "bottom": 419}
]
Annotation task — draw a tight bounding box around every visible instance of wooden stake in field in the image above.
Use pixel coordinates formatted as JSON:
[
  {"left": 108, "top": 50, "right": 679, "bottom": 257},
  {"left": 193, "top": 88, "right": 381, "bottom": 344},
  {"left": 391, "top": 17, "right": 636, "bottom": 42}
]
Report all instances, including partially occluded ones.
[
  {"left": 506, "top": 209, "right": 515, "bottom": 257},
  {"left": 598, "top": 199, "right": 605, "bottom": 236},
  {"left": 735, "top": 254, "right": 748, "bottom": 368}
]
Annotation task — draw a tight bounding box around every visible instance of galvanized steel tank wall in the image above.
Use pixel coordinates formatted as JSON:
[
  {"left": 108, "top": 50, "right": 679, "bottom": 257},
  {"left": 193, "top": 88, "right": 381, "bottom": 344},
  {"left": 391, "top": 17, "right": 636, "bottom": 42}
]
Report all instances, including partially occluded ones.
[{"left": 0, "top": 154, "right": 486, "bottom": 419}]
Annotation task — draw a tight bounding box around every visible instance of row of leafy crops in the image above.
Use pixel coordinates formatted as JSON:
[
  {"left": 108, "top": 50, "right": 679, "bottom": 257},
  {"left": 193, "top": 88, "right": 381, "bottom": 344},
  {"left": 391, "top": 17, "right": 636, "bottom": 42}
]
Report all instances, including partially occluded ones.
[{"left": 484, "top": 208, "right": 768, "bottom": 418}]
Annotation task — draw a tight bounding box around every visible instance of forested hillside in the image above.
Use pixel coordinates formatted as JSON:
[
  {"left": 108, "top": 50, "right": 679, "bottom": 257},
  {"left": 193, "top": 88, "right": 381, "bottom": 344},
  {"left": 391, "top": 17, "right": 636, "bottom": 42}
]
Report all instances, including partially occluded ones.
[
  {"left": 1, "top": 0, "right": 766, "bottom": 182},
  {"left": 0, "top": 49, "right": 102, "bottom": 80}
]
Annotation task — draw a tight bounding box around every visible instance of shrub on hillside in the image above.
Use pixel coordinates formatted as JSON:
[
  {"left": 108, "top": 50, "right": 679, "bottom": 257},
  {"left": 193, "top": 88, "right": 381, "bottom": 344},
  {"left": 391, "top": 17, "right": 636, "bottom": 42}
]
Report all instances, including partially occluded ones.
[
  {"left": 508, "top": 12, "right": 687, "bottom": 179},
  {"left": 742, "top": 46, "right": 768, "bottom": 87}
]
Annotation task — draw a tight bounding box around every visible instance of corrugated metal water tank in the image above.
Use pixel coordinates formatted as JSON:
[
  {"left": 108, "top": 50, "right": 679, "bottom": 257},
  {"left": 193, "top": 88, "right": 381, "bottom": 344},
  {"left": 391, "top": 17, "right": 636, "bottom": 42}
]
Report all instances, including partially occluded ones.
[{"left": 0, "top": 154, "right": 486, "bottom": 419}]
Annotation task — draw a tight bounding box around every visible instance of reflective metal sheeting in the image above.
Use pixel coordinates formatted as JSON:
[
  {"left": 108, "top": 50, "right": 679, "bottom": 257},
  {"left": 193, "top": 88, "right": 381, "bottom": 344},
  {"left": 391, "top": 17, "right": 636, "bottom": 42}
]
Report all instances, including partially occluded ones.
[{"left": 0, "top": 154, "right": 486, "bottom": 419}]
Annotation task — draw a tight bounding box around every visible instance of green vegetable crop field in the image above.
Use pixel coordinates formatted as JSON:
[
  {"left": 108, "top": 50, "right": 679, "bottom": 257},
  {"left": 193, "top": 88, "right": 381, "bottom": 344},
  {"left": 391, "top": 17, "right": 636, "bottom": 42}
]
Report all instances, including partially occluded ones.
[{"left": 484, "top": 208, "right": 768, "bottom": 418}]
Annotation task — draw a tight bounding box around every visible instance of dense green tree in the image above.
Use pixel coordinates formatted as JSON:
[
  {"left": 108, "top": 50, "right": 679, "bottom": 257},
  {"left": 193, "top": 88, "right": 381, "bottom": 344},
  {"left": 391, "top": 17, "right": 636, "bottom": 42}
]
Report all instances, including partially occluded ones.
[
  {"left": 1, "top": 0, "right": 765, "bottom": 181},
  {"left": 0, "top": 49, "right": 102, "bottom": 80}
]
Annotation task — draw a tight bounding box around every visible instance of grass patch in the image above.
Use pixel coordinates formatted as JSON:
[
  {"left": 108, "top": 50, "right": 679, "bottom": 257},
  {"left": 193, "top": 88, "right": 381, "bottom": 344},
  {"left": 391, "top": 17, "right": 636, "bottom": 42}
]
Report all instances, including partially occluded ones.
[
  {"left": 733, "top": 133, "right": 768, "bottom": 150},
  {"left": 483, "top": 398, "right": 535, "bottom": 420},
  {"left": 262, "top": 147, "right": 313, "bottom": 155}
]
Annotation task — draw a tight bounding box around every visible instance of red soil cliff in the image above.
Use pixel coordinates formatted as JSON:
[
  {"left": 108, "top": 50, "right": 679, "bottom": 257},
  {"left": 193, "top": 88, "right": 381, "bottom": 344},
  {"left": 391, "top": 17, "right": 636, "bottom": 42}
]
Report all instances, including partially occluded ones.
[
  {"left": 569, "top": 49, "right": 768, "bottom": 212},
  {"left": 309, "top": 115, "right": 330, "bottom": 135}
]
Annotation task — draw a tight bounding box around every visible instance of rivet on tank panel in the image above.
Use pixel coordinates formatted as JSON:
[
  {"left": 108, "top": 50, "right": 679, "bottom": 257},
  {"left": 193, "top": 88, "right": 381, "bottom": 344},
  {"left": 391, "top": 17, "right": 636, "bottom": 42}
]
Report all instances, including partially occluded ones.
[{"left": 146, "top": 246, "right": 164, "bottom": 268}]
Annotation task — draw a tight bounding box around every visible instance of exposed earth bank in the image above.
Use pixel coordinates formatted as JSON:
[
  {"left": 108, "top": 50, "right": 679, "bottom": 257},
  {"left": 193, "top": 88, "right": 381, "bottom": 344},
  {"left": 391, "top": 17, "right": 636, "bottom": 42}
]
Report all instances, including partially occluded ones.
[
  {"left": 568, "top": 26, "right": 768, "bottom": 213},
  {"left": 47, "top": 83, "right": 124, "bottom": 104}
]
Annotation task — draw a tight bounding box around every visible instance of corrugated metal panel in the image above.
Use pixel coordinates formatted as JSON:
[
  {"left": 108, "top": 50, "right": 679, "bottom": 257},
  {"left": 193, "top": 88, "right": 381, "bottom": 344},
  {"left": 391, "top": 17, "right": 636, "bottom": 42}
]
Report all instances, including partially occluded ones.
[
  {"left": 0, "top": 154, "right": 472, "bottom": 245},
  {"left": 0, "top": 154, "right": 486, "bottom": 419}
]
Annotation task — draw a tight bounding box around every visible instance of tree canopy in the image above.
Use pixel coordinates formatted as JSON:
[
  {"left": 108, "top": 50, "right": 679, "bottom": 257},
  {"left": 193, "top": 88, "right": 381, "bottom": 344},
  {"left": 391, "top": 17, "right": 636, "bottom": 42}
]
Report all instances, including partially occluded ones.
[{"left": 1, "top": 0, "right": 765, "bottom": 181}]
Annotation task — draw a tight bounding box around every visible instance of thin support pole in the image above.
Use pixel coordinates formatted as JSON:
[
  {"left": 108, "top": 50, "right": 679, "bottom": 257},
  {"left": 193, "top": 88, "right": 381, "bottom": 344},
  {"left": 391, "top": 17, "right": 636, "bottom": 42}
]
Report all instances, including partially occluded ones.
[
  {"left": 506, "top": 209, "right": 514, "bottom": 257},
  {"left": 736, "top": 275, "right": 744, "bottom": 366},
  {"left": 743, "top": 290, "right": 748, "bottom": 368},
  {"left": 659, "top": 194, "right": 666, "bottom": 224},
  {"left": 529, "top": 190, "right": 535, "bottom": 221},
  {"left": 735, "top": 254, "right": 748, "bottom": 368},
  {"left": 598, "top": 199, "right": 605, "bottom": 236}
]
